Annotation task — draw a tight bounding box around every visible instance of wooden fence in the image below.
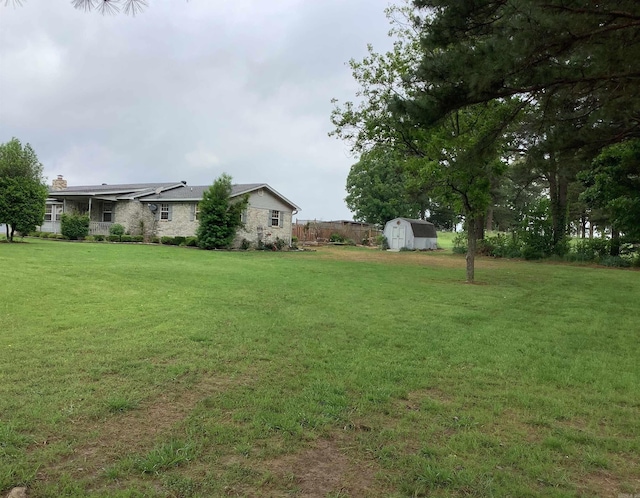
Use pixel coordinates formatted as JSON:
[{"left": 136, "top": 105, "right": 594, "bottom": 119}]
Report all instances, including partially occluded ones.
[{"left": 293, "top": 220, "right": 382, "bottom": 244}]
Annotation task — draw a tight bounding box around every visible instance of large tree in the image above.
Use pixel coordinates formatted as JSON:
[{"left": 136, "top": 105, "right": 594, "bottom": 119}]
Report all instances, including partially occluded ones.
[
  {"left": 346, "top": 147, "right": 427, "bottom": 226},
  {"left": 331, "top": 5, "right": 523, "bottom": 281},
  {"left": 196, "top": 174, "right": 249, "bottom": 250},
  {"left": 0, "top": 138, "right": 48, "bottom": 242}
]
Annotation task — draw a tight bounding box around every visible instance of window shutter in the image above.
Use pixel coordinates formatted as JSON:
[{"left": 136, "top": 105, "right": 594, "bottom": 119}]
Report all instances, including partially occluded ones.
[
  {"left": 279, "top": 212, "right": 283, "bottom": 227},
  {"left": 189, "top": 203, "right": 195, "bottom": 222},
  {"left": 168, "top": 205, "right": 173, "bottom": 221}
]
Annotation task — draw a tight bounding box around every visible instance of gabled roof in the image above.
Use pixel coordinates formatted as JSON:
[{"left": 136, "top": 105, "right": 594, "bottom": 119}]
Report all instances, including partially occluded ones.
[
  {"left": 49, "top": 182, "right": 183, "bottom": 197},
  {"left": 48, "top": 181, "right": 300, "bottom": 211},
  {"left": 140, "top": 183, "right": 300, "bottom": 211}
]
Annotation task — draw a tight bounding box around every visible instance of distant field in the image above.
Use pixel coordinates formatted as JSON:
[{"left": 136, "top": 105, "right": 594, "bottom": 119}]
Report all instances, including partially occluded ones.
[{"left": 1, "top": 238, "right": 639, "bottom": 497}]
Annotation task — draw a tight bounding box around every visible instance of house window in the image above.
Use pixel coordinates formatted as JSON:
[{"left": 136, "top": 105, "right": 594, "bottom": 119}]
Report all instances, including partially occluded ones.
[
  {"left": 44, "top": 204, "right": 62, "bottom": 222},
  {"left": 160, "top": 203, "right": 170, "bottom": 220},
  {"left": 194, "top": 203, "right": 200, "bottom": 221},
  {"left": 270, "top": 210, "right": 280, "bottom": 227},
  {"left": 102, "top": 202, "right": 113, "bottom": 222}
]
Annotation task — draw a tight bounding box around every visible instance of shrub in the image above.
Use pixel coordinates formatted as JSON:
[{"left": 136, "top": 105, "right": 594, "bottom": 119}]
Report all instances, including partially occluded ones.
[
  {"left": 240, "top": 238, "right": 252, "bottom": 250},
  {"left": 185, "top": 236, "right": 197, "bottom": 247},
  {"left": 107, "top": 235, "right": 121, "bottom": 242},
  {"left": 572, "top": 238, "right": 609, "bottom": 262},
  {"left": 376, "top": 235, "right": 389, "bottom": 250},
  {"left": 329, "top": 233, "right": 347, "bottom": 243},
  {"left": 61, "top": 213, "right": 89, "bottom": 240},
  {"left": 109, "top": 224, "right": 125, "bottom": 237},
  {"left": 132, "top": 235, "right": 144, "bottom": 242},
  {"left": 600, "top": 255, "right": 631, "bottom": 268},
  {"left": 452, "top": 232, "right": 467, "bottom": 254},
  {"left": 173, "top": 236, "right": 186, "bottom": 246},
  {"left": 55, "top": 233, "right": 65, "bottom": 239},
  {"left": 257, "top": 237, "right": 287, "bottom": 251},
  {"left": 161, "top": 236, "right": 174, "bottom": 245},
  {"left": 120, "top": 235, "right": 133, "bottom": 242},
  {"left": 93, "top": 234, "right": 105, "bottom": 241},
  {"left": 478, "top": 233, "right": 522, "bottom": 258},
  {"left": 84, "top": 235, "right": 95, "bottom": 242},
  {"left": 151, "top": 236, "right": 160, "bottom": 244}
]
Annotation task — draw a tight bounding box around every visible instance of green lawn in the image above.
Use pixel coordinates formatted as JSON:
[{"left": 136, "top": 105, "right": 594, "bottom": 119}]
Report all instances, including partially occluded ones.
[{"left": 1, "top": 239, "right": 639, "bottom": 497}]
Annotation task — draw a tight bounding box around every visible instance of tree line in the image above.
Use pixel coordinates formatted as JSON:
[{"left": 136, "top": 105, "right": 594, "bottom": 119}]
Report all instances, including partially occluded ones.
[{"left": 331, "top": 1, "right": 640, "bottom": 282}]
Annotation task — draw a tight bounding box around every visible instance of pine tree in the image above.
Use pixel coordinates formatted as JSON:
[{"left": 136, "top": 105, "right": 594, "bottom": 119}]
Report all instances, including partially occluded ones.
[{"left": 196, "top": 174, "right": 248, "bottom": 250}]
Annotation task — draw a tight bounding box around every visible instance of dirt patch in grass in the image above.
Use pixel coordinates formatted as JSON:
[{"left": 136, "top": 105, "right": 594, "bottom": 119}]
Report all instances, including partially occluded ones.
[
  {"left": 264, "top": 436, "right": 381, "bottom": 497},
  {"left": 576, "top": 469, "right": 624, "bottom": 498},
  {"left": 314, "top": 245, "right": 507, "bottom": 271},
  {"left": 35, "top": 374, "right": 243, "bottom": 486}
]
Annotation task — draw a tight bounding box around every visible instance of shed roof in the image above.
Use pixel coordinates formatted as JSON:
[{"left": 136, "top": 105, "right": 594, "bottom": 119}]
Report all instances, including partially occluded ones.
[{"left": 399, "top": 218, "right": 437, "bottom": 238}]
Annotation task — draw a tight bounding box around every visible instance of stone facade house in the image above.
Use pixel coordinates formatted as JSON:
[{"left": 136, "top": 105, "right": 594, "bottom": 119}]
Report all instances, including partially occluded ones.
[{"left": 41, "top": 176, "right": 300, "bottom": 246}]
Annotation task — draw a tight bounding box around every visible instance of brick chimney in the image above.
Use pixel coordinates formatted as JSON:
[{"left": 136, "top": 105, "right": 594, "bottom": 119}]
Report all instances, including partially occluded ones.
[{"left": 52, "top": 175, "right": 68, "bottom": 190}]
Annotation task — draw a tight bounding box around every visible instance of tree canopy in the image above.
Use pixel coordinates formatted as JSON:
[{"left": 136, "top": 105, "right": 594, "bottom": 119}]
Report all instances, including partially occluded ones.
[
  {"left": 0, "top": 138, "right": 48, "bottom": 242},
  {"left": 345, "top": 147, "right": 427, "bottom": 226},
  {"left": 580, "top": 139, "right": 640, "bottom": 241}
]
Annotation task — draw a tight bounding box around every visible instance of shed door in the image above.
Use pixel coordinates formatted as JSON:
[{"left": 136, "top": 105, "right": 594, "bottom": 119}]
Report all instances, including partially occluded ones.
[{"left": 391, "top": 225, "right": 405, "bottom": 249}]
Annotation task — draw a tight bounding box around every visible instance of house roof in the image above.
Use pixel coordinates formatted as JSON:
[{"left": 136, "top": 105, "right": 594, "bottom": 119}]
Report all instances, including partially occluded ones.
[
  {"left": 398, "top": 218, "right": 438, "bottom": 238},
  {"left": 48, "top": 181, "right": 300, "bottom": 211}
]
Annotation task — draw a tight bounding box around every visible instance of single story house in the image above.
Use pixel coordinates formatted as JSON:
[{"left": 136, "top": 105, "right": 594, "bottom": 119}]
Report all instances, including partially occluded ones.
[
  {"left": 40, "top": 176, "right": 300, "bottom": 246},
  {"left": 384, "top": 218, "right": 438, "bottom": 250}
]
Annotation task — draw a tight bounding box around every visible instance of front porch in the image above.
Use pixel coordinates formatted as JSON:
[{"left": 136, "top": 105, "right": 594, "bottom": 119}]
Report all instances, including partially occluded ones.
[{"left": 38, "top": 220, "right": 113, "bottom": 236}]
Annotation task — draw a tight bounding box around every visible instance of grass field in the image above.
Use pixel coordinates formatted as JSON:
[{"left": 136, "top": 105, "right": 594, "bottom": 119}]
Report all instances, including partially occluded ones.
[{"left": 1, "top": 238, "right": 639, "bottom": 497}]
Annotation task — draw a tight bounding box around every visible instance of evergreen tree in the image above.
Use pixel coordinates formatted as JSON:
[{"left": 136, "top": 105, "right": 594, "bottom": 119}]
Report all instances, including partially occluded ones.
[{"left": 196, "top": 174, "right": 248, "bottom": 250}]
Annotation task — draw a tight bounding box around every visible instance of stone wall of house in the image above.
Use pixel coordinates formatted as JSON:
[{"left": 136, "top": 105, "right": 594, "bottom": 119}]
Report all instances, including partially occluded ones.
[
  {"left": 154, "top": 203, "right": 199, "bottom": 238},
  {"left": 236, "top": 207, "right": 292, "bottom": 247},
  {"left": 115, "top": 200, "right": 156, "bottom": 238}
]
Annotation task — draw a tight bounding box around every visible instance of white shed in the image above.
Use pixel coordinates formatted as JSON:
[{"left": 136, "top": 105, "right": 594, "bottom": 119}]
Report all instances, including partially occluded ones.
[{"left": 384, "top": 218, "right": 438, "bottom": 251}]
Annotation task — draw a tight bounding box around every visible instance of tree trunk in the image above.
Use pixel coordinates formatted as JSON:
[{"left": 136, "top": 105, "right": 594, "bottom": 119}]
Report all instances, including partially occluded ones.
[
  {"left": 548, "top": 168, "right": 569, "bottom": 253},
  {"left": 610, "top": 228, "right": 620, "bottom": 256},
  {"left": 485, "top": 206, "right": 493, "bottom": 232},
  {"left": 466, "top": 216, "right": 477, "bottom": 283},
  {"left": 9, "top": 225, "right": 15, "bottom": 242},
  {"left": 475, "top": 215, "right": 485, "bottom": 240},
  {"left": 4, "top": 224, "right": 8, "bottom": 240}
]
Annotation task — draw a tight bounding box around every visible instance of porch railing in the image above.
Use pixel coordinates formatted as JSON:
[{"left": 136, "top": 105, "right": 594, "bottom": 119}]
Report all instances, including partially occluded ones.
[{"left": 89, "top": 221, "right": 113, "bottom": 235}]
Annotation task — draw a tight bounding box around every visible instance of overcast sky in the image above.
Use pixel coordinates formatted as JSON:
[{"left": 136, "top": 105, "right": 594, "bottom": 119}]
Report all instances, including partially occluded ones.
[{"left": 0, "top": 0, "right": 394, "bottom": 220}]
